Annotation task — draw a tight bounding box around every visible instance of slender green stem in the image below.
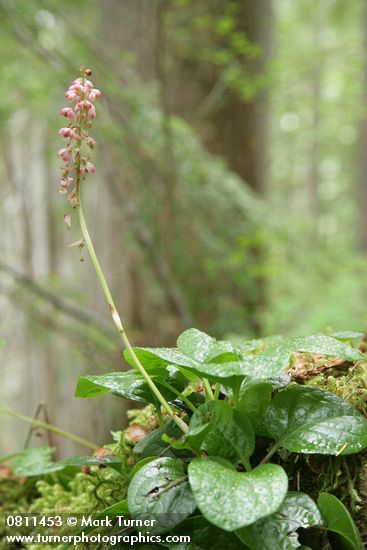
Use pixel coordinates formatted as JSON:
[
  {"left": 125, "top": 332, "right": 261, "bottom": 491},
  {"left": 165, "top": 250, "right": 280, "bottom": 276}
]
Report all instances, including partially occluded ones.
[
  {"left": 158, "top": 381, "right": 197, "bottom": 413},
  {"left": 75, "top": 173, "right": 188, "bottom": 434},
  {"left": 155, "top": 405, "right": 164, "bottom": 428},
  {"left": 213, "top": 383, "right": 221, "bottom": 400},
  {"left": 242, "top": 456, "right": 252, "bottom": 472},
  {"left": 203, "top": 378, "right": 214, "bottom": 401},
  {"left": 259, "top": 443, "right": 279, "bottom": 465},
  {"left": 0, "top": 407, "right": 98, "bottom": 450},
  {"left": 232, "top": 380, "right": 241, "bottom": 408}
]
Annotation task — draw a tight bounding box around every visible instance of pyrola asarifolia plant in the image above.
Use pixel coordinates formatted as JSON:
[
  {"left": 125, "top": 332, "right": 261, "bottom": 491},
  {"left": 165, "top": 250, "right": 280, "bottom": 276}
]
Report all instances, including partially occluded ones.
[{"left": 57, "top": 67, "right": 189, "bottom": 434}]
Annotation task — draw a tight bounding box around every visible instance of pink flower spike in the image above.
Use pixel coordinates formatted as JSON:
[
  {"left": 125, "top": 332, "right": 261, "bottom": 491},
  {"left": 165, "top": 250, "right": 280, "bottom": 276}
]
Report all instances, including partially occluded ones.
[
  {"left": 64, "top": 212, "right": 71, "bottom": 229},
  {"left": 86, "top": 162, "right": 95, "bottom": 174}
]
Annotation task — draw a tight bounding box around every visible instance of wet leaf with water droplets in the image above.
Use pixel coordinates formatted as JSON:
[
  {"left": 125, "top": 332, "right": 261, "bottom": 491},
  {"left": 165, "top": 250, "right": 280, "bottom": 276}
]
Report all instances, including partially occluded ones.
[
  {"left": 264, "top": 386, "right": 367, "bottom": 455},
  {"left": 236, "top": 491, "right": 322, "bottom": 550},
  {"left": 188, "top": 458, "right": 288, "bottom": 531}
]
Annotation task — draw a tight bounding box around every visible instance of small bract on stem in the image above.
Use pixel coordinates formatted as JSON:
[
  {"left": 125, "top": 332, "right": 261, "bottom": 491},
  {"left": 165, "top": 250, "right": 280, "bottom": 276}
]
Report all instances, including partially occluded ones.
[{"left": 58, "top": 67, "right": 188, "bottom": 434}]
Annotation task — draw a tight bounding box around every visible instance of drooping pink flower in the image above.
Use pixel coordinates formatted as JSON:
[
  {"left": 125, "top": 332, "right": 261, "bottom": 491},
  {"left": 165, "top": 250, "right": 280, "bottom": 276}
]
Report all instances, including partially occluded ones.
[
  {"left": 58, "top": 148, "right": 70, "bottom": 162},
  {"left": 60, "top": 107, "right": 75, "bottom": 119}
]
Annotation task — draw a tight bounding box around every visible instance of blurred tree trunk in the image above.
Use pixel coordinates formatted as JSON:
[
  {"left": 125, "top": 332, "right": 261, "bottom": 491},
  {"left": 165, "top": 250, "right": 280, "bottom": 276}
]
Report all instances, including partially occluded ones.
[
  {"left": 200, "top": 0, "right": 273, "bottom": 335},
  {"left": 204, "top": 0, "right": 272, "bottom": 196},
  {"left": 99, "top": 0, "right": 273, "bottom": 336}
]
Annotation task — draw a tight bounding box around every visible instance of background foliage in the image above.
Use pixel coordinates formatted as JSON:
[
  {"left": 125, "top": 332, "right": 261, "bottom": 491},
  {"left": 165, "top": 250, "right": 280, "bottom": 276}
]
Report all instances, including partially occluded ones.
[{"left": 1, "top": 0, "right": 367, "bottom": 454}]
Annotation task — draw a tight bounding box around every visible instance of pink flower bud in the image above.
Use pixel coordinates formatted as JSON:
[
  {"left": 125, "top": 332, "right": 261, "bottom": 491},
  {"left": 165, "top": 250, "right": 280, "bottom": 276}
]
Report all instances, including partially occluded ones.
[
  {"left": 91, "top": 88, "right": 101, "bottom": 98},
  {"left": 86, "top": 162, "right": 95, "bottom": 174},
  {"left": 65, "top": 91, "right": 77, "bottom": 101}
]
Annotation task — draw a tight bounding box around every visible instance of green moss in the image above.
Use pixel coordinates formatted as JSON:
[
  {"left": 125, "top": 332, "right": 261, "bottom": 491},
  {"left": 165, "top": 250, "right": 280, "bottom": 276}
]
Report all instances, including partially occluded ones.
[{"left": 308, "top": 362, "right": 367, "bottom": 415}]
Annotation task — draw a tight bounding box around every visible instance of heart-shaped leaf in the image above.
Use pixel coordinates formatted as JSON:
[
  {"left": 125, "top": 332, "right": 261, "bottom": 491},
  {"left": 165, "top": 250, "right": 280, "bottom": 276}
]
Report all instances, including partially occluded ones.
[
  {"left": 188, "top": 458, "right": 288, "bottom": 531},
  {"left": 189, "top": 401, "right": 254, "bottom": 467},
  {"left": 317, "top": 493, "right": 364, "bottom": 550},
  {"left": 264, "top": 386, "right": 367, "bottom": 455},
  {"left": 128, "top": 457, "right": 196, "bottom": 533},
  {"left": 236, "top": 492, "right": 322, "bottom": 550}
]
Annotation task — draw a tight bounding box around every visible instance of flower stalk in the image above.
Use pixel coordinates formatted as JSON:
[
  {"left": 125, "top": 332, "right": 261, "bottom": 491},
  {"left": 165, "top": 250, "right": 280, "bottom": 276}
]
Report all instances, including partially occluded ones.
[{"left": 58, "top": 67, "right": 188, "bottom": 434}]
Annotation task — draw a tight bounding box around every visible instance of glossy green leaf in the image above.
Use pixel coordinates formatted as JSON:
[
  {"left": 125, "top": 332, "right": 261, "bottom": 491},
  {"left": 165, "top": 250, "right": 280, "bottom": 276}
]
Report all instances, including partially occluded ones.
[
  {"left": 264, "top": 386, "right": 367, "bottom": 455},
  {"left": 76, "top": 371, "right": 154, "bottom": 402},
  {"left": 75, "top": 370, "right": 182, "bottom": 405},
  {"left": 189, "top": 401, "right": 254, "bottom": 466},
  {"left": 128, "top": 345, "right": 290, "bottom": 384},
  {"left": 128, "top": 457, "right": 196, "bottom": 533},
  {"left": 317, "top": 493, "right": 364, "bottom": 550},
  {"left": 177, "top": 328, "right": 235, "bottom": 362},
  {"left": 11, "top": 446, "right": 54, "bottom": 476},
  {"left": 236, "top": 491, "right": 322, "bottom": 550},
  {"left": 272, "top": 335, "right": 363, "bottom": 362},
  {"left": 40, "top": 454, "right": 122, "bottom": 474},
  {"left": 188, "top": 458, "right": 288, "bottom": 531}
]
